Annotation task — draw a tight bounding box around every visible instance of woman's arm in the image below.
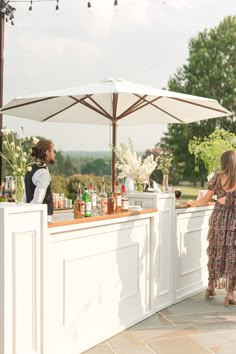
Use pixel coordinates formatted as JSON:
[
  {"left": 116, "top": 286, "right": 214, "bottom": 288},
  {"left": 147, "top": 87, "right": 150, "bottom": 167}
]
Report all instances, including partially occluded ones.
[{"left": 187, "top": 190, "right": 215, "bottom": 207}]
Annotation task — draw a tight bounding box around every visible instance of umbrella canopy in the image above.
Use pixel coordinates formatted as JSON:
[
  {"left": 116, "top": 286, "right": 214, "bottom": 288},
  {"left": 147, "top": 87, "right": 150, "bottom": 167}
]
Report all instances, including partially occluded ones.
[{"left": 0, "top": 78, "right": 232, "bottom": 188}]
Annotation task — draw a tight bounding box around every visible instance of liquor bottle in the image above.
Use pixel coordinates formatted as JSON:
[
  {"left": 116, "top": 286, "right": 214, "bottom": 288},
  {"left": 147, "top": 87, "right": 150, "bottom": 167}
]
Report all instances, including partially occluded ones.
[
  {"left": 114, "top": 180, "right": 121, "bottom": 212},
  {"left": 107, "top": 192, "right": 114, "bottom": 214},
  {"left": 82, "top": 186, "right": 92, "bottom": 217},
  {"left": 74, "top": 183, "right": 85, "bottom": 218},
  {"left": 121, "top": 184, "right": 129, "bottom": 211},
  {"left": 88, "top": 180, "right": 97, "bottom": 216},
  {"left": 99, "top": 177, "right": 108, "bottom": 214},
  {"left": 53, "top": 193, "right": 57, "bottom": 209},
  {"left": 88, "top": 180, "right": 93, "bottom": 195}
]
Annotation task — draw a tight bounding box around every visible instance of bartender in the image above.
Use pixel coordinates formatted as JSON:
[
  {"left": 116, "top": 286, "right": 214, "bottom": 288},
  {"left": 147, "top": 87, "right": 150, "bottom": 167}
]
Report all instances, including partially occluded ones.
[{"left": 24, "top": 139, "right": 56, "bottom": 222}]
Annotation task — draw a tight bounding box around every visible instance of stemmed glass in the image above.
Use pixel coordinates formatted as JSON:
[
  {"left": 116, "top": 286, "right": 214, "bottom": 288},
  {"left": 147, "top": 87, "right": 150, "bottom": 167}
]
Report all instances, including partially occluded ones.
[
  {"left": 174, "top": 189, "right": 182, "bottom": 202},
  {"left": 4, "top": 176, "right": 15, "bottom": 200}
]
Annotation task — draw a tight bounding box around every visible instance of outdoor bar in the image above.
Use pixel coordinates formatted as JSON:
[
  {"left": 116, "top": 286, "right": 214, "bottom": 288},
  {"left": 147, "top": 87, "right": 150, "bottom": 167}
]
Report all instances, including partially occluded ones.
[{"left": 0, "top": 193, "right": 214, "bottom": 354}]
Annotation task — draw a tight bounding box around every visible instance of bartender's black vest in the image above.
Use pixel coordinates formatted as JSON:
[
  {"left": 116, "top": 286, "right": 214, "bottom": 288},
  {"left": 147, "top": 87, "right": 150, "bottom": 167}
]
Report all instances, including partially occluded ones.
[{"left": 25, "top": 163, "right": 53, "bottom": 215}]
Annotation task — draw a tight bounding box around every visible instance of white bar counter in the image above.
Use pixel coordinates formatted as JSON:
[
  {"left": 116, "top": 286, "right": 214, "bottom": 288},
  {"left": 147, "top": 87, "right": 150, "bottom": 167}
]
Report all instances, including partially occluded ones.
[
  {"left": 0, "top": 197, "right": 214, "bottom": 354},
  {"left": 0, "top": 203, "right": 157, "bottom": 354},
  {"left": 47, "top": 208, "right": 157, "bottom": 354}
]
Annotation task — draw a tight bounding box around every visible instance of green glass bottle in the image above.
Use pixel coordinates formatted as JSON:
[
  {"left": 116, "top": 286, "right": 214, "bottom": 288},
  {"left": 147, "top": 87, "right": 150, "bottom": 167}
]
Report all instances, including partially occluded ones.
[{"left": 82, "top": 186, "right": 92, "bottom": 217}]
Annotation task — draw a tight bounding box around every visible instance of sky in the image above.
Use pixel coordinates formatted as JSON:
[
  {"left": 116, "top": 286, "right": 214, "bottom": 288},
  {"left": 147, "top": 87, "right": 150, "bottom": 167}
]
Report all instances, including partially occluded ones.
[{"left": 2, "top": 0, "right": 236, "bottom": 152}]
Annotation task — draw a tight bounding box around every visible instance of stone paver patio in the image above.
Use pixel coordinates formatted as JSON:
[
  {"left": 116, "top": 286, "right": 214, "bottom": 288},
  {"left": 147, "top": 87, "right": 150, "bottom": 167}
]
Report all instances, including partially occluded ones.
[{"left": 83, "top": 288, "right": 236, "bottom": 354}]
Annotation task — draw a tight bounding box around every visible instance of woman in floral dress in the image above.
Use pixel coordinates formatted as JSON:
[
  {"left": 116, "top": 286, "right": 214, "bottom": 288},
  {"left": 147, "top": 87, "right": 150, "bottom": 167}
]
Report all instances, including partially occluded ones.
[{"left": 187, "top": 150, "right": 236, "bottom": 306}]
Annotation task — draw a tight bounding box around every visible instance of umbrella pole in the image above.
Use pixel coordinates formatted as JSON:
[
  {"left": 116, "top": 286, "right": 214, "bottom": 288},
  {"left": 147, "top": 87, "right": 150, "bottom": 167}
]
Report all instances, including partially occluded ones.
[{"left": 112, "top": 121, "right": 116, "bottom": 192}]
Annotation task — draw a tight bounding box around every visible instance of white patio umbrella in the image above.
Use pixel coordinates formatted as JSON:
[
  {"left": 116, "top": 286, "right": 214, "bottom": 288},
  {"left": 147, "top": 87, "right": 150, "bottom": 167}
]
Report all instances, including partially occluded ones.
[{"left": 0, "top": 78, "right": 232, "bottom": 188}]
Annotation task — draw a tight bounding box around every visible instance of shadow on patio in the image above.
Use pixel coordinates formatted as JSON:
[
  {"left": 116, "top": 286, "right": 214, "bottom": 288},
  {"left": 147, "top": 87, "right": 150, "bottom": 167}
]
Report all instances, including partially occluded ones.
[{"left": 83, "top": 289, "right": 236, "bottom": 354}]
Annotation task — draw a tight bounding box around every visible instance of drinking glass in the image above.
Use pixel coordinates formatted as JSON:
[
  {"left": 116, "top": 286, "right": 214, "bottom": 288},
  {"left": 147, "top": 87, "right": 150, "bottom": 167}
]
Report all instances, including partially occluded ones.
[{"left": 174, "top": 189, "right": 182, "bottom": 200}]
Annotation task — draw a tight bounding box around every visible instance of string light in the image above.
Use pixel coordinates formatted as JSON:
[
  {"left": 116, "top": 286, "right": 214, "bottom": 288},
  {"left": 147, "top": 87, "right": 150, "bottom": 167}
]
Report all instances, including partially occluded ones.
[
  {"left": 0, "top": 0, "right": 124, "bottom": 25},
  {"left": 28, "top": 0, "right": 32, "bottom": 12},
  {"left": 0, "top": 0, "right": 61, "bottom": 24},
  {"left": 0, "top": 0, "right": 16, "bottom": 25},
  {"left": 114, "top": 0, "right": 118, "bottom": 12},
  {"left": 55, "top": 0, "right": 59, "bottom": 14}
]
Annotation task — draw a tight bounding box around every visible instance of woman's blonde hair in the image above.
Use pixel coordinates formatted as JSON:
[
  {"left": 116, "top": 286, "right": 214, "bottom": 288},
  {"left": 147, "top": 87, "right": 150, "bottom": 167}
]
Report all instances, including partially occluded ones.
[
  {"left": 31, "top": 139, "right": 53, "bottom": 162},
  {"left": 220, "top": 150, "right": 236, "bottom": 190}
]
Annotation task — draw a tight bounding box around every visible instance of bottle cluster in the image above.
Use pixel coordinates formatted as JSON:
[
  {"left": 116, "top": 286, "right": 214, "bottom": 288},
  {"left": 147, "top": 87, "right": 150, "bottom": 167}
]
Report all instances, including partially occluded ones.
[
  {"left": 53, "top": 193, "right": 73, "bottom": 209},
  {"left": 74, "top": 178, "right": 129, "bottom": 219}
]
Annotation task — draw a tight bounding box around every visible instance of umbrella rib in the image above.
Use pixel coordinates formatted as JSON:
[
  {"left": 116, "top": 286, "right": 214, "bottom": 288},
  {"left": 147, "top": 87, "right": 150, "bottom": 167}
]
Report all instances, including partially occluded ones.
[
  {"left": 119, "top": 94, "right": 230, "bottom": 123},
  {"left": 117, "top": 95, "right": 179, "bottom": 121},
  {"left": 133, "top": 95, "right": 184, "bottom": 122},
  {"left": 42, "top": 95, "right": 113, "bottom": 122},
  {"left": 117, "top": 95, "right": 149, "bottom": 119},
  {"left": 42, "top": 100, "right": 80, "bottom": 121},
  {"left": 81, "top": 95, "right": 113, "bottom": 120},
  {"left": 135, "top": 94, "right": 229, "bottom": 116},
  {"left": 170, "top": 97, "right": 231, "bottom": 114},
  {"left": 0, "top": 96, "right": 57, "bottom": 112}
]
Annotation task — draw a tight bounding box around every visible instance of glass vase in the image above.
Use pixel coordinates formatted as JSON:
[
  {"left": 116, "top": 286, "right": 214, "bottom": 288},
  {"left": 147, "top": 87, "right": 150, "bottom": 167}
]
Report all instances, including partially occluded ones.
[
  {"left": 15, "top": 176, "right": 25, "bottom": 204},
  {"left": 134, "top": 179, "right": 143, "bottom": 193},
  {"left": 162, "top": 174, "right": 169, "bottom": 193}
]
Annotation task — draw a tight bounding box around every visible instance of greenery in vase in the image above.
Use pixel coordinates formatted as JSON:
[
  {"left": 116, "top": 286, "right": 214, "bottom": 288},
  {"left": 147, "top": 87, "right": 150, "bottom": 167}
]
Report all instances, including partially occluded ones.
[
  {"left": 0, "top": 128, "right": 39, "bottom": 177},
  {"left": 188, "top": 129, "right": 236, "bottom": 176},
  {"left": 155, "top": 151, "right": 173, "bottom": 176}
]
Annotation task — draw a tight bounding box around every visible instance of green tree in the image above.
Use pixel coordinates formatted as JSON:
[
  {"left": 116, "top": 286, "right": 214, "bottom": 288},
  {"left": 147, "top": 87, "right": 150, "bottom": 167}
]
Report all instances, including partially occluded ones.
[
  {"left": 188, "top": 129, "right": 236, "bottom": 175},
  {"left": 49, "top": 151, "right": 79, "bottom": 177},
  {"left": 81, "top": 158, "right": 111, "bottom": 176},
  {"left": 161, "top": 15, "right": 236, "bottom": 184}
]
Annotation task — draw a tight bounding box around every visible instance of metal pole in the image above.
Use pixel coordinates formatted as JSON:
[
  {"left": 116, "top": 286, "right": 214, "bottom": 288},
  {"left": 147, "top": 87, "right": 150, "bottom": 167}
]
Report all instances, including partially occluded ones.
[
  {"left": 112, "top": 121, "right": 116, "bottom": 191},
  {"left": 0, "top": 13, "right": 4, "bottom": 185}
]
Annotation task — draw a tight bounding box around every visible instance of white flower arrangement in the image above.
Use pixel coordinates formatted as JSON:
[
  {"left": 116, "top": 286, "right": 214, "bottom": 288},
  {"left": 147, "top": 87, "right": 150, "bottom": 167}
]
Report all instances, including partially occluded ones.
[
  {"left": 115, "top": 138, "right": 157, "bottom": 184},
  {"left": 0, "top": 128, "right": 39, "bottom": 177}
]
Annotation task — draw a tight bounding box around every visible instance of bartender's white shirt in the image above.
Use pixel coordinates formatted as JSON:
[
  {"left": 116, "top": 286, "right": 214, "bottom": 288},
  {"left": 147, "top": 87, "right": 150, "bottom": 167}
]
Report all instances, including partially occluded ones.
[{"left": 23, "top": 167, "right": 51, "bottom": 221}]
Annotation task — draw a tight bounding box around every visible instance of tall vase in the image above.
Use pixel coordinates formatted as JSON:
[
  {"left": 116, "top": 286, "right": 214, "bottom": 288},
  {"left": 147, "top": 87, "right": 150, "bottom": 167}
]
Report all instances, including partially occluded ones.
[
  {"left": 134, "top": 179, "right": 143, "bottom": 193},
  {"left": 162, "top": 174, "right": 169, "bottom": 193},
  {"left": 15, "top": 176, "right": 25, "bottom": 204}
]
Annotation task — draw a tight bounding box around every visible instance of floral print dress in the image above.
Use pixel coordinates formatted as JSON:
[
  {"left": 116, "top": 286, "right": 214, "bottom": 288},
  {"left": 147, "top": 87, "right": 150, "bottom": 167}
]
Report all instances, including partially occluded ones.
[{"left": 207, "top": 173, "right": 236, "bottom": 288}]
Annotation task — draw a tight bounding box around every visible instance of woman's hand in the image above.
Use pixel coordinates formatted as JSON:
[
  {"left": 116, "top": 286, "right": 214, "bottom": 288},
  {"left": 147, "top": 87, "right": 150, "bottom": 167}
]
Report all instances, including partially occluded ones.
[
  {"left": 186, "top": 190, "right": 215, "bottom": 208},
  {"left": 186, "top": 199, "right": 196, "bottom": 207}
]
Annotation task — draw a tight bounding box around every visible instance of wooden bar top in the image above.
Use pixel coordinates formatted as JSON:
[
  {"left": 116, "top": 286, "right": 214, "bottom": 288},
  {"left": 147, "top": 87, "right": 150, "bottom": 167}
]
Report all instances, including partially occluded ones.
[{"left": 48, "top": 208, "right": 157, "bottom": 228}]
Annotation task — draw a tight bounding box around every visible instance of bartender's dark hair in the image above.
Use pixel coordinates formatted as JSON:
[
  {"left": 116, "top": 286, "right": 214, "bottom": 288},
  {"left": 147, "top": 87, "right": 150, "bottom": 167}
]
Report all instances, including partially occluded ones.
[{"left": 31, "top": 139, "right": 53, "bottom": 161}]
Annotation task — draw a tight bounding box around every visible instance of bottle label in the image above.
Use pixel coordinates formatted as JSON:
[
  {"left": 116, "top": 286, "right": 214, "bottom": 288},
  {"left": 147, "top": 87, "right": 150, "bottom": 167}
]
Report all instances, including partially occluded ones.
[
  {"left": 100, "top": 197, "right": 108, "bottom": 213},
  {"left": 117, "top": 195, "right": 122, "bottom": 207},
  {"left": 107, "top": 198, "right": 114, "bottom": 214},
  {"left": 85, "top": 201, "right": 92, "bottom": 216},
  {"left": 92, "top": 193, "right": 97, "bottom": 207},
  {"left": 81, "top": 202, "right": 85, "bottom": 216},
  {"left": 121, "top": 199, "right": 129, "bottom": 211}
]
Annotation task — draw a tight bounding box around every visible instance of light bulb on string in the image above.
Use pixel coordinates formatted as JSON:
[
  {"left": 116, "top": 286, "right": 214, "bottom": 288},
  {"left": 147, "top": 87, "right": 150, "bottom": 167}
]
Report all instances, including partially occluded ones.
[
  {"left": 114, "top": 0, "right": 118, "bottom": 12},
  {"left": 87, "top": 1, "right": 93, "bottom": 13},
  {"left": 28, "top": 0, "right": 32, "bottom": 14},
  {"left": 55, "top": 0, "right": 59, "bottom": 15}
]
